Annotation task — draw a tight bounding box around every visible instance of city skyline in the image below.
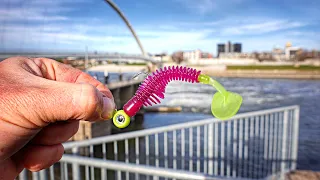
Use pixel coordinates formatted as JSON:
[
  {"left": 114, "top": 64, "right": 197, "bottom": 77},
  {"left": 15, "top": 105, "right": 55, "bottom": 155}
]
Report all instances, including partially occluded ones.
[{"left": 0, "top": 0, "right": 319, "bottom": 54}]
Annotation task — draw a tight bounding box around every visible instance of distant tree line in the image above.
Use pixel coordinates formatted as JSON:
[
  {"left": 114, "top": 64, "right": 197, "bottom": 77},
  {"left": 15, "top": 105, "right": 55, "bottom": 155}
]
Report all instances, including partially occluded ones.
[{"left": 171, "top": 51, "right": 184, "bottom": 64}]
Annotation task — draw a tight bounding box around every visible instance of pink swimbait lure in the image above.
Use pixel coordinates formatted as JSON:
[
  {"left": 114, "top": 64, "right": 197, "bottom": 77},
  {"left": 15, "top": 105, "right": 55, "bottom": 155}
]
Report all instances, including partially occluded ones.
[
  {"left": 124, "top": 66, "right": 200, "bottom": 116},
  {"left": 112, "top": 65, "right": 242, "bottom": 128}
]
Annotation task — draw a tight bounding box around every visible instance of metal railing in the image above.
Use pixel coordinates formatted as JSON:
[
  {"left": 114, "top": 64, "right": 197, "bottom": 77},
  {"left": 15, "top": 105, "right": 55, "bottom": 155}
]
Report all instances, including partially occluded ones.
[{"left": 18, "top": 105, "right": 299, "bottom": 180}]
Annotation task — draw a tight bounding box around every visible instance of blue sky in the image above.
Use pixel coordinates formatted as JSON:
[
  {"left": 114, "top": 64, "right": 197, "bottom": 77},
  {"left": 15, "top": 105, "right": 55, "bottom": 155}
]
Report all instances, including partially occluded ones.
[{"left": 0, "top": 0, "right": 319, "bottom": 55}]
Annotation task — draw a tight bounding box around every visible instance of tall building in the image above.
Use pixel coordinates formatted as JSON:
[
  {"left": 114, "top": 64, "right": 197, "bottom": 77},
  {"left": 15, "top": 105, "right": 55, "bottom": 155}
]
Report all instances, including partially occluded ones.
[
  {"left": 233, "top": 43, "right": 242, "bottom": 52},
  {"left": 217, "top": 44, "right": 225, "bottom": 57},
  {"left": 226, "top": 41, "right": 233, "bottom": 53},
  {"left": 217, "top": 41, "right": 242, "bottom": 57}
]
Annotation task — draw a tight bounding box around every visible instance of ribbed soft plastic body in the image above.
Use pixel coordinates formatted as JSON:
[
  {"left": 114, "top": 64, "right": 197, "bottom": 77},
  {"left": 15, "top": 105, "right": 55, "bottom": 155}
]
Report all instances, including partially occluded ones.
[{"left": 123, "top": 66, "right": 201, "bottom": 117}]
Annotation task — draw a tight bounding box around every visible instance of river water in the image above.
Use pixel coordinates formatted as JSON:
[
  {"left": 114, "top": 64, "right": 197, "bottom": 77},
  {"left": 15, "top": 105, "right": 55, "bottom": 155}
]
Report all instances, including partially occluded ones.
[{"left": 109, "top": 73, "right": 320, "bottom": 171}]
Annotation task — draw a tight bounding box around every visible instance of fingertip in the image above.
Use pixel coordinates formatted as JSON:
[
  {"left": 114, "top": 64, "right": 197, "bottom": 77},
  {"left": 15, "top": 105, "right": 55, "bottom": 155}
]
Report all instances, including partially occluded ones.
[
  {"left": 96, "top": 83, "right": 114, "bottom": 100},
  {"left": 101, "top": 97, "right": 116, "bottom": 120}
]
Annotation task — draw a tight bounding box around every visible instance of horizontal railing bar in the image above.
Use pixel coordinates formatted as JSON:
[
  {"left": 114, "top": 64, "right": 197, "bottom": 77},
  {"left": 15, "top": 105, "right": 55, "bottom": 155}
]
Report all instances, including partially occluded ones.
[
  {"left": 61, "top": 155, "right": 219, "bottom": 180},
  {"left": 63, "top": 105, "right": 299, "bottom": 150}
]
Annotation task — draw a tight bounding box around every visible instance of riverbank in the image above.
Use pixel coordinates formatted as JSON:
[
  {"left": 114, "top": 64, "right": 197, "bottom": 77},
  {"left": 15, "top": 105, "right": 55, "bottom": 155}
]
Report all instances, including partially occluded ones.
[
  {"left": 201, "top": 69, "right": 320, "bottom": 80},
  {"left": 187, "top": 65, "right": 320, "bottom": 80},
  {"left": 87, "top": 64, "right": 320, "bottom": 80},
  {"left": 227, "top": 65, "right": 320, "bottom": 70}
]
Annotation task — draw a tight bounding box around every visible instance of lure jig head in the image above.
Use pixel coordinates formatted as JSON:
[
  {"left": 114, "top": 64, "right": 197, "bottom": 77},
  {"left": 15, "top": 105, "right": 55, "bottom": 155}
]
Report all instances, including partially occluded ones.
[{"left": 112, "top": 66, "right": 242, "bottom": 129}]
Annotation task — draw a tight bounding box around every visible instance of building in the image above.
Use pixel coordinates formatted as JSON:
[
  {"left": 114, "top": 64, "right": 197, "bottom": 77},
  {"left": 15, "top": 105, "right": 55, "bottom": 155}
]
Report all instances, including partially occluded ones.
[
  {"left": 285, "top": 47, "right": 301, "bottom": 60},
  {"left": 284, "top": 42, "right": 301, "bottom": 60},
  {"left": 217, "top": 44, "right": 225, "bottom": 57},
  {"left": 152, "top": 53, "right": 172, "bottom": 62},
  {"left": 218, "top": 52, "right": 255, "bottom": 59},
  {"left": 217, "top": 41, "right": 242, "bottom": 57},
  {"left": 183, "top": 49, "right": 201, "bottom": 64},
  {"left": 226, "top": 41, "right": 233, "bottom": 53},
  {"left": 233, "top": 43, "right": 242, "bottom": 53},
  {"left": 178, "top": 50, "right": 213, "bottom": 64},
  {"left": 201, "top": 52, "right": 213, "bottom": 58},
  {"left": 270, "top": 43, "right": 303, "bottom": 61},
  {"left": 285, "top": 47, "right": 300, "bottom": 60}
]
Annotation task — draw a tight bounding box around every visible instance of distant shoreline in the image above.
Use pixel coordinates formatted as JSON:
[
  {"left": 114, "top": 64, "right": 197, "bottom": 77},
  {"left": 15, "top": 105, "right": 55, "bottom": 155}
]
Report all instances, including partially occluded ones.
[
  {"left": 87, "top": 64, "right": 320, "bottom": 80},
  {"left": 196, "top": 68, "right": 320, "bottom": 80}
]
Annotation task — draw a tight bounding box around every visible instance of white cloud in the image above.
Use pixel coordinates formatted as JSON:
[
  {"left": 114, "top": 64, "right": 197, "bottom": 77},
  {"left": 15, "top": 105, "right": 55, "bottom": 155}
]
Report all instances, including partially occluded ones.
[
  {"left": 0, "top": 8, "right": 68, "bottom": 21},
  {"left": 0, "top": 21, "right": 216, "bottom": 54},
  {"left": 176, "top": 0, "right": 245, "bottom": 14},
  {"left": 222, "top": 20, "right": 306, "bottom": 35},
  {"left": 237, "top": 35, "right": 320, "bottom": 52},
  {"left": 1, "top": 16, "right": 317, "bottom": 54},
  {"left": 0, "top": 0, "right": 317, "bottom": 54},
  {"left": 181, "top": 0, "right": 216, "bottom": 14},
  {"left": 177, "top": 20, "right": 224, "bottom": 27},
  {"left": 173, "top": 17, "right": 307, "bottom": 35},
  {"left": 0, "top": 0, "right": 90, "bottom": 22},
  {"left": 6, "top": 0, "right": 88, "bottom": 6}
]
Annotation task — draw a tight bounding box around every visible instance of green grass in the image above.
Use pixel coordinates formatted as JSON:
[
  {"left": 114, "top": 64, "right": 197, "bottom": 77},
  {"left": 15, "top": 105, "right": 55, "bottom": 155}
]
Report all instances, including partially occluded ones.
[{"left": 227, "top": 65, "right": 320, "bottom": 71}]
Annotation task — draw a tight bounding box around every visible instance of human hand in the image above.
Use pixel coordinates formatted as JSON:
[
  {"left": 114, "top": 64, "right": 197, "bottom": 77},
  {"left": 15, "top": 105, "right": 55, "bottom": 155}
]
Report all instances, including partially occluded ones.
[{"left": 0, "top": 57, "right": 115, "bottom": 179}]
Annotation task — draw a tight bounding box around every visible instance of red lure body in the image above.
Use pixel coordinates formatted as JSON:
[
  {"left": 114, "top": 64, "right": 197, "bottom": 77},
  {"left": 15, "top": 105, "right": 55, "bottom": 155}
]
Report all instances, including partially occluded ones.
[{"left": 123, "top": 66, "right": 201, "bottom": 117}]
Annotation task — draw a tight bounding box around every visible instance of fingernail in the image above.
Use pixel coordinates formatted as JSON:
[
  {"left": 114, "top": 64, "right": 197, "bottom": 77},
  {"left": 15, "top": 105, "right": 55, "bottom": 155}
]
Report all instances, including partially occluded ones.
[{"left": 102, "top": 97, "right": 116, "bottom": 119}]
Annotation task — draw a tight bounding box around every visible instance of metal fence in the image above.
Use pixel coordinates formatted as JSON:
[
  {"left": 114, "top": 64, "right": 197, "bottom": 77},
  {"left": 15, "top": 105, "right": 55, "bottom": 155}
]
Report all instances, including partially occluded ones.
[{"left": 18, "top": 105, "right": 299, "bottom": 180}]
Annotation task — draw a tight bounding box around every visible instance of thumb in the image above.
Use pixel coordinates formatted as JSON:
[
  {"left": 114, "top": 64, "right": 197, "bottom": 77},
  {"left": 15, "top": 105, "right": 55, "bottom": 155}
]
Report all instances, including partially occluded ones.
[
  {"left": 40, "top": 82, "right": 116, "bottom": 124},
  {"left": 0, "top": 82, "right": 115, "bottom": 163},
  {"left": 72, "top": 83, "right": 116, "bottom": 121}
]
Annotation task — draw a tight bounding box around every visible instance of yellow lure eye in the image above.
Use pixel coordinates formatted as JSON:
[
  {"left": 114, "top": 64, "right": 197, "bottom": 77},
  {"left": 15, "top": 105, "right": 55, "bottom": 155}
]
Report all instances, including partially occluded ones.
[{"left": 113, "top": 110, "right": 131, "bottom": 128}]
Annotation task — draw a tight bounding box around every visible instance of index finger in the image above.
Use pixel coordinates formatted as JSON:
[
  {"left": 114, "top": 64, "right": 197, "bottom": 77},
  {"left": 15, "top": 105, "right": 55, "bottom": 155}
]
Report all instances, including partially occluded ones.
[{"left": 32, "top": 57, "right": 113, "bottom": 99}]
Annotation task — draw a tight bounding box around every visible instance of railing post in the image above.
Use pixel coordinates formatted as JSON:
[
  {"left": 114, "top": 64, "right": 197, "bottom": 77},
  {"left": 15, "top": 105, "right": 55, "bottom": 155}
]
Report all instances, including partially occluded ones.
[
  {"left": 221, "top": 122, "right": 225, "bottom": 176},
  {"left": 39, "top": 170, "right": 47, "bottom": 180},
  {"left": 173, "top": 130, "right": 177, "bottom": 170},
  {"left": 238, "top": 119, "right": 243, "bottom": 177},
  {"left": 207, "top": 123, "right": 213, "bottom": 175},
  {"left": 232, "top": 120, "right": 237, "bottom": 178},
  {"left": 291, "top": 107, "right": 300, "bottom": 170},
  {"left": 72, "top": 147, "right": 81, "bottom": 180},
  {"left": 19, "top": 169, "right": 28, "bottom": 180},
  {"left": 32, "top": 172, "right": 39, "bottom": 180},
  {"left": 214, "top": 123, "right": 218, "bottom": 175},
  {"left": 226, "top": 121, "right": 231, "bottom": 177},
  {"left": 280, "top": 110, "right": 289, "bottom": 179},
  {"left": 244, "top": 118, "right": 249, "bottom": 177},
  {"left": 189, "top": 128, "right": 193, "bottom": 172},
  {"left": 204, "top": 125, "right": 207, "bottom": 174}
]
